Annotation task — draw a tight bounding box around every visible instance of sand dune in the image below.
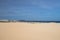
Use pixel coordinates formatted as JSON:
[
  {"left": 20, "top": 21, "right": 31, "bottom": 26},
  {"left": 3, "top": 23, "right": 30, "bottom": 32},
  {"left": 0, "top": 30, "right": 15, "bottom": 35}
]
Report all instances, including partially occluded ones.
[{"left": 0, "top": 22, "right": 60, "bottom": 40}]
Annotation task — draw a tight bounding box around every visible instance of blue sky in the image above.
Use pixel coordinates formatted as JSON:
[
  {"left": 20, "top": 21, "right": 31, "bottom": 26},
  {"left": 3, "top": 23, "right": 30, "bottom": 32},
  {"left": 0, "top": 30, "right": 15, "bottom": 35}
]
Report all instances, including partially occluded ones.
[{"left": 0, "top": 0, "right": 60, "bottom": 21}]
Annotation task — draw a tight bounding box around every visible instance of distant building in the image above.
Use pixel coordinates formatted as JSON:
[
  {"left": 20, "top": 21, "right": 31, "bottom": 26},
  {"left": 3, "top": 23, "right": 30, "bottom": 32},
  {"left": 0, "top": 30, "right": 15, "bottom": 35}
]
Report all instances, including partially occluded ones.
[
  {"left": 0, "top": 20, "right": 9, "bottom": 22},
  {"left": 0, "top": 20, "right": 17, "bottom": 22}
]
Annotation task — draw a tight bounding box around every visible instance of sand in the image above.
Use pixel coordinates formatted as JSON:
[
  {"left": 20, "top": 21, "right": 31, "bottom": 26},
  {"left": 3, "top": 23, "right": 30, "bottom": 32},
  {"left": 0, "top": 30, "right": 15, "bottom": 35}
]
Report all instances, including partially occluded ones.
[{"left": 0, "top": 22, "right": 60, "bottom": 40}]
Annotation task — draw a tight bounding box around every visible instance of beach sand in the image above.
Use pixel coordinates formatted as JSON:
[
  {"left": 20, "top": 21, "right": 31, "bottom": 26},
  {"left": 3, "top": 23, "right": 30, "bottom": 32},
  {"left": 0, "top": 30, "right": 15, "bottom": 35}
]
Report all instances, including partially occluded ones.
[{"left": 0, "top": 22, "right": 60, "bottom": 40}]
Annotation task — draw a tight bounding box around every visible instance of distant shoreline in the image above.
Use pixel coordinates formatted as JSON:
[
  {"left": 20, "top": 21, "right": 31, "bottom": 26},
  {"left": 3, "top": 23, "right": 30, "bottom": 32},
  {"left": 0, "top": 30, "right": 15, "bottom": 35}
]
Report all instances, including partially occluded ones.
[{"left": 0, "top": 20, "right": 60, "bottom": 23}]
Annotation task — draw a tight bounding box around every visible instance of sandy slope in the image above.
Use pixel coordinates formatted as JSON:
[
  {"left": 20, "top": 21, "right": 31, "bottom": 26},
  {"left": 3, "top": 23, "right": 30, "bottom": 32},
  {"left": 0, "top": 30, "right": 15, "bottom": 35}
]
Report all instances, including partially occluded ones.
[{"left": 0, "top": 22, "right": 60, "bottom": 40}]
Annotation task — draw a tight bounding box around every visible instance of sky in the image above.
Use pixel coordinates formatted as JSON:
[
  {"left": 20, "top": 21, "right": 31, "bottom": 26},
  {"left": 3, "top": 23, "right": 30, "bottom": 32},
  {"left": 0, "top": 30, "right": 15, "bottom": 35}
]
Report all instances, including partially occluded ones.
[{"left": 0, "top": 0, "right": 60, "bottom": 21}]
